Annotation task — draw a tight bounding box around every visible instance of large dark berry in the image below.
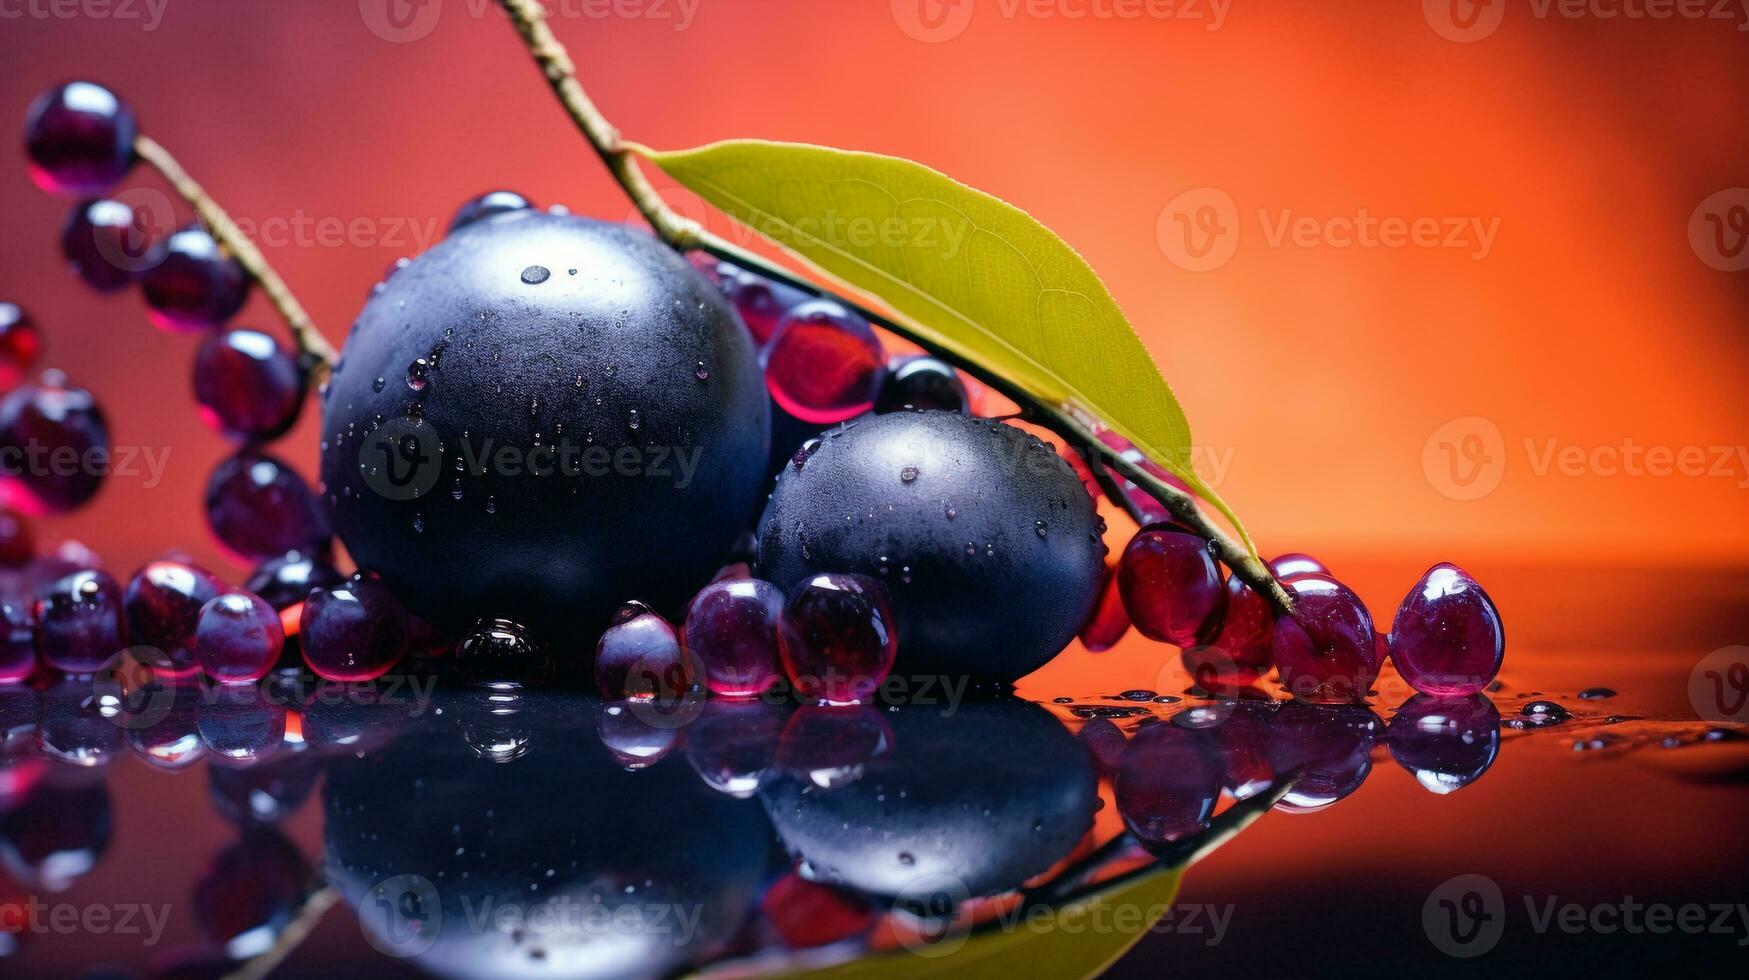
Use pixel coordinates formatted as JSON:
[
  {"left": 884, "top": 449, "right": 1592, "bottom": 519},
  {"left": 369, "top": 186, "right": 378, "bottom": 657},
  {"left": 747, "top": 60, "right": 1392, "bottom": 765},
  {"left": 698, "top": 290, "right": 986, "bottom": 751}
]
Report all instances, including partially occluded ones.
[
  {"left": 193, "top": 329, "right": 306, "bottom": 442},
  {"left": 140, "top": 225, "right": 250, "bottom": 332},
  {"left": 63, "top": 198, "right": 150, "bottom": 293},
  {"left": 24, "top": 81, "right": 137, "bottom": 196},
  {"left": 205, "top": 452, "right": 331, "bottom": 563},
  {"left": 757, "top": 411, "right": 1104, "bottom": 683},
  {"left": 123, "top": 559, "right": 226, "bottom": 677},
  {"left": 0, "top": 371, "right": 110, "bottom": 514},
  {"left": 0, "top": 305, "right": 43, "bottom": 390},
  {"left": 320, "top": 212, "right": 769, "bottom": 637}
]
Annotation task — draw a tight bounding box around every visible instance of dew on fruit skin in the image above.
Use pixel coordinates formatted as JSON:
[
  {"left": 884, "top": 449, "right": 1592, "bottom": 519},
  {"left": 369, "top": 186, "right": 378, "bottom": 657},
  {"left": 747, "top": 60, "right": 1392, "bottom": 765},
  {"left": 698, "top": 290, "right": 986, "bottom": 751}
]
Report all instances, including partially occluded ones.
[
  {"left": 451, "top": 480, "right": 464, "bottom": 501},
  {"left": 944, "top": 503, "right": 957, "bottom": 519},
  {"left": 1035, "top": 520, "right": 1048, "bottom": 537},
  {"left": 900, "top": 466, "right": 919, "bottom": 483},
  {"left": 372, "top": 376, "right": 386, "bottom": 393},
  {"left": 626, "top": 409, "right": 641, "bottom": 431},
  {"left": 694, "top": 361, "right": 710, "bottom": 382},
  {"left": 520, "top": 265, "right": 551, "bottom": 285},
  {"left": 485, "top": 496, "right": 497, "bottom": 515}
]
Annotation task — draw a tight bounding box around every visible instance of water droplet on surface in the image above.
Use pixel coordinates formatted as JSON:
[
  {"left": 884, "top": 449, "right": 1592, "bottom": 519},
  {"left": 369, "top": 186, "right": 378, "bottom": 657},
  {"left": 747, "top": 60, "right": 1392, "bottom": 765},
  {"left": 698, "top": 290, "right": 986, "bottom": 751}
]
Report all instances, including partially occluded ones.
[
  {"left": 900, "top": 466, "right": 919, "bottom": 483},
  {"left": 406, "top": 358, "right": 431, "bottom": 391},
  {"left": 1035, "top": 520, "right": 1048, "bottom": 537},
  {"left": 372, "top": 376, "right": 386, "bottom": 393},
  {"left": 626, "top": 409, "right": 641, "bottom": 431},
  {"left": 1578, "top": 687, "right": 1616, "bottom": 700},
  {"left": 694, "top": 361, "right": 710, "bottom": 382},
  {"left": 485, "top": 496, "right": 498, "bottom": 515},
  {"left": 521, "top": 265, "right": 551, "bottom": 285}
]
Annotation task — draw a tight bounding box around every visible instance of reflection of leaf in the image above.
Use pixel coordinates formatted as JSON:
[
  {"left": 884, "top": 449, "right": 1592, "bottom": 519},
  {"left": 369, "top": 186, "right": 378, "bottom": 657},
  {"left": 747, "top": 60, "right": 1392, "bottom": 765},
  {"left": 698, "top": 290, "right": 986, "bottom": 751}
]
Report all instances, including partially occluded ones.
[
  {"left": 636, "top": 140, "right": 1253, "bottom": 551},
  {"left": 792, "top": 866, "right": 1184, "bottom": 980}
]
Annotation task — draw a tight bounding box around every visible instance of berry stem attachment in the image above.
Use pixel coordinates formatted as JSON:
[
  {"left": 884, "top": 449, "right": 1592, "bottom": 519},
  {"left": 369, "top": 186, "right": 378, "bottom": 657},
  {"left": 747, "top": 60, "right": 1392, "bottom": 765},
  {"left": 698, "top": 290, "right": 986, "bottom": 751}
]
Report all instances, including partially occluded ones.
[
  {"left": 132, "top": 134, "right": 338, "bottom": 377},
  {"left": 492, "top": 0, "right": 1292, "bottom": 617}
]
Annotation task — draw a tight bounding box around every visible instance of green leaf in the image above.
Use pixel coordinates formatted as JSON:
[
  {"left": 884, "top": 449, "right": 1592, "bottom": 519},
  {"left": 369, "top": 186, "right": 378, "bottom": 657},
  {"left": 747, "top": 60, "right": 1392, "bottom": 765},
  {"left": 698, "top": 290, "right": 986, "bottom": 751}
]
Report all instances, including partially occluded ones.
[
  {"left": 634, "top": 140, "right": 1253, "bottom": 552},
  {"left": 789, "top": 866, "right": 1184, "bottom": 980}
]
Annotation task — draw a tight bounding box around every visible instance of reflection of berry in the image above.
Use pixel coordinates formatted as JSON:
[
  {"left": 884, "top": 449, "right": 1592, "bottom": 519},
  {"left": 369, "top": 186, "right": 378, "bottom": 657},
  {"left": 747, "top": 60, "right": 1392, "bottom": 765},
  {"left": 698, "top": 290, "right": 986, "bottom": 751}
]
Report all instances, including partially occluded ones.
[
  {"left": 1114, "top": 721, "right": 1221, "bottom": 844},
  {"left": 761, "top": 871, "right": 877, "bottom": 949},
  {"left": 24, "top": 82, "right": 138, "bottom": 197}
]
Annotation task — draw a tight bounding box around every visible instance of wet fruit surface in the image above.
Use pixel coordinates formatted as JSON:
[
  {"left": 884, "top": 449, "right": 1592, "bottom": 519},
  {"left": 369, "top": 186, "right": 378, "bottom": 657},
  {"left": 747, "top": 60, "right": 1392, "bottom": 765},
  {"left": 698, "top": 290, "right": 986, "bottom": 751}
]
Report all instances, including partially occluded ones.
[
  {"left": 1388, "top": 562, "right": 1504, "bottom": 696},
  {"left": 1271, "top": 573, "right": 1380, "bottom": 703},
  {"left": 757, "top": 411, "right": 1103, "bottom": 683},
  {"left": 194, "top": 591, "right": 283, "bottom": 684},
  {"left": 777, "top": 573, "right": 897, "bottom": 704},
  {"left": 683, "top": 578, "right": 784, "bottom": 697},
  {"left": 123, "top": 559, "right": 225, "bottom": 676},
  {"left": 1119, "top": 524, "right": 1226, "bottom": 648},
  {"left": 320, "top": 212, "right": 769, "bottom": 637},
  {"left": 24, "top": 81, "right": 136, "bottom": 196},
  {"left": 193, "top": 329, "right": 305, "bottom": 442},
  {"left": 0, "top": 372, "right": 110, "bottom": 514}
]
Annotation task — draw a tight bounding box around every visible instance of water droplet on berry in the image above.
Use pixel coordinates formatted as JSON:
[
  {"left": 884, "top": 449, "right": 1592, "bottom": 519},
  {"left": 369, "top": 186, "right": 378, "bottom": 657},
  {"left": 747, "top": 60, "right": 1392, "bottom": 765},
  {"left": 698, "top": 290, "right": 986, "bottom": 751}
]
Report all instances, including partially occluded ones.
[
  {"left": 520, "top": 265, "right": 550, "bottom": 285},
  {"left": 899, "top": 466, "right": 919, "bottom": 483},
  {"left": 406, "top": 358, "right": 431, "bottom": 391}
]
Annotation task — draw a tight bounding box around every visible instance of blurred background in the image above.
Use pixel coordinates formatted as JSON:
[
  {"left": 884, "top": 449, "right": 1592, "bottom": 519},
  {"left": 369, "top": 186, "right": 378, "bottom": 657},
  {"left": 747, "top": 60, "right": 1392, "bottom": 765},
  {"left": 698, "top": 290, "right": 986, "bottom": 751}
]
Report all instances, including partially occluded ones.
[{"left": 2, "top": 3, "right": 1748, "bottom": 978}]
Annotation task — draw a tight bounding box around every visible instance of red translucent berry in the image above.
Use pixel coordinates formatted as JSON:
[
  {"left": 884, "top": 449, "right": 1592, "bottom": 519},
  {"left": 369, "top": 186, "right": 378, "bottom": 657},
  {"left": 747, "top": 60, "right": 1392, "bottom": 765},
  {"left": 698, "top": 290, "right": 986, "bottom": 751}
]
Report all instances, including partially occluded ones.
[
  {"left": 123, "top": 559, "right": 225, "bottom": 677},
  {"left": 0, "top": 305, "right": 43, "bottom": 390},
  {"left": 1388, "top": 563, "right": 1504, "bottom": 697},
  {"left": 33, "top": 568, "right": 125, "bottom": 674},
  {"left": 1118, "top": 524, "right": 1226, "bottom": 647},
  {"left": 1386, "top": 694, "right": 1501, "bottom": 795},
  {"left": 24, "top": 82, "right": 137, "bottom": 196},
  {"left": 594, "top": 600, "right": 691, "bottom": 700},
  {"left": 0, "top": 600, "right": 36, "bottom": 683},
  {"left": 1267, "top": 702, "right": 1381, "bottom": 812},
  {"left": 298, "top": 576, "right": 407, "bottom": 682},
  {"left": 1095, "top": 430, "right": 1190, "bottom": 523},
  {"left": 682, "top": 578, "right": 784, "bottom": 698},
  {"left": 775, "top": 704, "right": 893, "bottom": 789},
  {"left": 777, "top": 573, "right": 897, "bottom": 704},
  {"left": 1183, "top": 575, "right": 1273, "bottom": 687},
  {"left": 1078, "top": 561, "right": 1131, "bottom": 652},
  {"left": 0, "top": 371, "right": 111, "bottom": 514},
  {"left": 454, "top": 617, "right": 551, "bottom": 688},
  {"left": 762, "top": 871, "right": 878, "bottom": 949},
  {"left": 1114, "top": 722, "right": 1222, "bottom": 844},
  {"left": 0, "top": 509, "right": 34, "bottom": 567},
  {"left": 243, "top": 550, "right": 343, "bottom": 611},
  {"left": 204, "top": 452, "right": 332, "bottom": 563},
  {"left": 193, "top": 329, "right": 306, "bottom": 443},
  {"left": 874, "top": 355, "right": 968, "bottom": 414},
  {"left": 62, "top": 198, "right": 150, "bottom": 293},
  {"left": 141, "top": 225, "right": 250, "bottom": 332},
  {"left": 195, "top": 591, "right": 283, "bottom": 684},
  {"left": 1269, "top": 553, "right": 1327, "bottom": 581},
  {"left": 449, "top": 190, "right": 533, "bottom": 233},
  {"left": 1271, "top": 574, "right": 1380, "bottom": 703},
  {"left": 703, "top": 260, "right": 812, "bottom": 345},
  {"left": 762, "top": 300, "right": 884, "bottom": 425}
]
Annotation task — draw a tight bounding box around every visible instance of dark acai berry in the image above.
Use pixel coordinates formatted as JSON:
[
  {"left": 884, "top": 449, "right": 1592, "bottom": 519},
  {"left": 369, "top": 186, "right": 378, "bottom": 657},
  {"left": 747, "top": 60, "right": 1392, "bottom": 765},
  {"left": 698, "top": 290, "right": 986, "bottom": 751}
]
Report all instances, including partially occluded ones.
[
  {"left": 62, "top": 198, "right": 152, "bottom": 293},
  {"left": 777, "top": 573, "right": 898, "bottom": 705},
  {"left": 1271, "top": 573, "right": 1380, "bottom": 703},
  {"left": 24, "top": 81, "right": 137, "bottom": 197},
  {"left": 1388, "top": 562, "right": 1504, "bottom": 697},
  {"left": 762, "top": 300, "right": 884, "bottom": 425},
  {"left": 123, "top": 559, "right": 226, "bottom": 677},
  {"left": 0, "top": 304, "right": 43, "bottom": 390},
  {"left": 448, "top": 190, "right": 535, "bottom": 233},
  {"left": 0, "top": 371, "right": 111, "bottom": 514},
  {"left": 34, "top": 568, "right": 125, "bottom": 675},
  {"left": 193, "top": 329, "right": 306, "bottom": 442},
  {"left": 1118, "top": 524, "right": 1226, "bottom": 648},
  {"left": 873, "top": 355, "right": 968, "bottom": 414},
  {"left": 194, "top": 591, "right": 284, "bottom": 684},
  {"left": 204, "top": 452, "right": 331, "bottom": 563},
  {"left": 757, "top": 411, "right": 1104, "bottom": 684},
  {"left": 299, "top": 575, "right": 408, "bottom": 682},
  {"left": 683, "top": 578, "right": 785, "bottom": 698},
  {"left": 140, "top": 224, "right": 250, "bottom": 332}
]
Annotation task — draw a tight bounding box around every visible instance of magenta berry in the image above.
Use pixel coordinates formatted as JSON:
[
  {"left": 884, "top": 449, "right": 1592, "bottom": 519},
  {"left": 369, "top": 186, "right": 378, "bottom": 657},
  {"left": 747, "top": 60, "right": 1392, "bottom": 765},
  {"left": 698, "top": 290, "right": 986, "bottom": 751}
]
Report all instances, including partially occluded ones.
[
  {"left": 193, "top": 329, "right": 306, "bottom": 442},
  {"left": 1118, "top": 524, "right": 1226, "bottom": 647},
  {"left": 0, "top": 304, "right": 44, "bottom": 390},
  {"left": 0, "top": 600, "right": 36, "bottom": 683},
  {"left": 62, "top": 198, "right": 150, "bottom": 293},
  {"left": 34, "top": 568, "right": 125, "bottom": 674},
  {"left": 0, "top": 371, "right": 110, "bottom": 515},
  {"left": 1269, "top": 553, "right": 1327, "bottom": 581},
  {"left": 1183, "top": 575, "right": 1273, "bottom": 687},
  {"left": 682, "top": 578, "right": 784, "bottom": 698},
  {"left": 194, "top": 591, "right": 283, "bottom": 684},
  {"left": 298, "top": 576, "right": 407, "bottom": 682},
  {"left": 244, "top": 550, "right": 343, "bottom": 611},
  {"left": 761, "top": 300, "right": 884, "bottom": 425},
  {"left": 594, "top": 600, "right": 690, "bottom": 700},
  {"left": 204, "top": 452, "right": 331, "bottom": 563},
  {"left": 1388, "top": 562, "right": 1504, "bottom": 697},
  {"left": 24, "top": 81, "right": 137, "bottom": 196},
  {"left": 1078, "top": 562, "right": 1131, "bottom": 653},
  {"left": 123, "top": 559, "right": 225, "bottom": 677},
  {"left": 701, "top": 259, "right": 812, "bottom": 345},
  {"left": 140, "top": 224, "right": 250, "bottom": 332},
  {"left": 1271, "top": 573, "right": 1380, "bottom": 703},
  {"left": 777, "top": 573, "right": 898, "bottom": 704},
  {"left": 873, "top": 355, "right": 967, "bottom": 414},
  {"left": 449, "top": 190, "right": 534, "bottom": 232}
]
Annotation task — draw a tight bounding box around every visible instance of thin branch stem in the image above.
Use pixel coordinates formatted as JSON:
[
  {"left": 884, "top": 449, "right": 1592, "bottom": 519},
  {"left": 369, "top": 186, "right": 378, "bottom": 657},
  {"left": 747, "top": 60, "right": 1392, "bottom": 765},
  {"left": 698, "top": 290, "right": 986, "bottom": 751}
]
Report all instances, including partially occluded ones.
[
  {"left": 133, "top": 135, "right": 338, "bottom": 378},
  {"left": 492, "top": 0, "right": 1292, "bottom": 616}
]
